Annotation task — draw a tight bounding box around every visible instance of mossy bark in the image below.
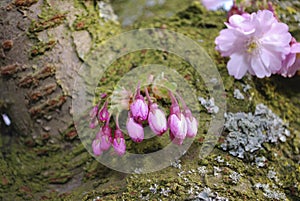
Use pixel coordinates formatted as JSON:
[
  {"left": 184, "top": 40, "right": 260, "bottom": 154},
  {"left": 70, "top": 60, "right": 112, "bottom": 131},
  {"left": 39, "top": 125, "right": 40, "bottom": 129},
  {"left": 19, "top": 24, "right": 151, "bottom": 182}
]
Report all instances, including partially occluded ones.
[{"left": 0, "top": 0, "right": 299, "bottom": 200}]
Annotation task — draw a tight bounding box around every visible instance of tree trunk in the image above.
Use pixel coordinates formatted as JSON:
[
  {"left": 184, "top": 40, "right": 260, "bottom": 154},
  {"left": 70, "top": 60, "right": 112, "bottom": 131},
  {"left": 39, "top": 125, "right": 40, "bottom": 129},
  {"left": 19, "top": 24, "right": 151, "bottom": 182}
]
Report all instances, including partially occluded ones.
[{"left": 0, "top": 0, "right": 124, "bottom": 200}]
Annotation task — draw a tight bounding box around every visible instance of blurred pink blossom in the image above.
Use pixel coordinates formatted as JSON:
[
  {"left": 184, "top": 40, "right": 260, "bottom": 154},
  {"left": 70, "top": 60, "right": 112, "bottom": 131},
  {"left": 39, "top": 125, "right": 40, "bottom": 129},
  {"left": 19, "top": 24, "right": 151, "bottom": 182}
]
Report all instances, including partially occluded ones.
[
  {"left": 278, "top": 38, "right": 300, "bottom": 77},
  {"left": 215, "top": 10, "right": 292, "bottom": 79},
  {"left": 202, "top": 0, "right": 233, "bottom": 11}
]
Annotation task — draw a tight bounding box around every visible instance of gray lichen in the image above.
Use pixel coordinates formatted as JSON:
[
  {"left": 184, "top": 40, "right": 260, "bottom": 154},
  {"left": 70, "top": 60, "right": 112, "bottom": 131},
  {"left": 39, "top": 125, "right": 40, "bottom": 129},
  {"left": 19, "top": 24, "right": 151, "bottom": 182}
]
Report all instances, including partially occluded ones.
[
  {"left": 194, "top": 187, "right": 229, "bottom": 201},
  {"left": 221, "top": 104, "right": 290, "bottom": 159},
  {"left": 229, "top": 171, "right": 241, "bottom": 184},
  {"left": 254, "top": 183, "right": 286, "bottom": 200},
  {"left": 198, "top": 97, "right": 219, "bottom": 114},
  {"left": 233, "top": 89, "right": 244, "bottom": 100}
]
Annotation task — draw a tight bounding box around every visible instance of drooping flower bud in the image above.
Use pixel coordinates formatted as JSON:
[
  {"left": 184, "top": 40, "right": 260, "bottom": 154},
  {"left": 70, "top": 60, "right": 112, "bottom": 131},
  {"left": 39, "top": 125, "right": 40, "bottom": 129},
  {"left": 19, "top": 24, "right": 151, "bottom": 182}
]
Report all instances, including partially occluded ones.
[
  {"left": 167, "top": 91, "right": 187, "bottom": 145},
  {"left": 92, "top": 138, "right": 102, "bottom": 156},
  {"left": 145, "top": 87, "right": 167, "bottom": 136},
  {"left": 98, "top": 117, "right": 112, "bottom": 151},
  {"left": 89, "top": 105, "right": 99, "bottom": 129},
  {"left": 126, "top": 113, "right": 144, "bottom": 143},
  {"left": 179, "top": 95, "right": 198, "bottom": 138},
  {"left": 130, "top": 82, "right": 149, "bottom": 122},
  {"left": 113, "top": 128, "right": 126, "bottom": 156},
  {"left": 185, "top": 116, "right": 198, "bottom": 138},
  {"left": 98, "top": 100, "right": 110, "bottom": 122},
  {"left": 148, "top": 103, "right": 168, "bottom": 136}
]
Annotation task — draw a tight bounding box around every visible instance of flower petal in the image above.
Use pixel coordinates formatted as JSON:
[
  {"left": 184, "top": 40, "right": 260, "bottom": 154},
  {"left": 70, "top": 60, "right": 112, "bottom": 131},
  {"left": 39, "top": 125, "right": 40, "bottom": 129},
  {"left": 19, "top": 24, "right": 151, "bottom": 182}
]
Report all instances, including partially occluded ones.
[{"left": 227, "top": 53, "right": 248, "bottom": 79}]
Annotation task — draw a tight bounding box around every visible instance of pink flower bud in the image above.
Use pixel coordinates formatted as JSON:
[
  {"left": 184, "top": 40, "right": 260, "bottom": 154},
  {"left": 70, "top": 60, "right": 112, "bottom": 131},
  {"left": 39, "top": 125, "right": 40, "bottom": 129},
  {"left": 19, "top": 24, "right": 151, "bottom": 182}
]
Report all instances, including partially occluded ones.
[
  {"left": 89, "top": 105, "right": 98, "bottom": 118},
  {"left": 168, "top": 113, "right": 187, "bottom": 145},
  {"left": 130, "top": 83, "right": 149, "bottom": 122},
  {"left": 98, "top": 130, "right": 111, "bottom": 151},
  {"left": 113, "top": 128, "right": 126, "bottom": 156},
  {"left": 89, "top": 117, "right": 99, "bottom": 129},
  {"left": 148, "top": 104, "right": 168, "bottom": 136},
  {"left": 92, "top": 138, "right": 102, "bottom": 156},
  {"left": 168, "top": 91, "right": 187, "bottom": 145},
  {"left": 98, "top": 116, "right": 112, "bottom": 151},
  {"left": 126, "top": 114, "right": 144, "bottom": 143},
  {"left": 100, "top": 93, "right": 107, "bottom": 99},
  {"left": 181, "top": 99, "right": 198, "bottom": 138},
  {"left": 144, "top": 88, "right": 167, "bottom": 136},
  {"left": 185, "top": 116, "right": 198, "bottom": 138},
  {"left": 98, "top": 101, "right": 110, "bottom": 122}
]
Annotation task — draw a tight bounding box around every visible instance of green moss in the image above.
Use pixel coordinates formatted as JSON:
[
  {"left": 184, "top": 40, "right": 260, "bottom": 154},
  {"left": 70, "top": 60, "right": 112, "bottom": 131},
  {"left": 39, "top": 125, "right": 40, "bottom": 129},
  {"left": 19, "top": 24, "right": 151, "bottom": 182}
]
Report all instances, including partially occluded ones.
[
  {"left": 29, "top": 13, "right": 66, "bottom": 33},
  {"left": 30, "top": 39, "right": 56, "bottom": 57}
]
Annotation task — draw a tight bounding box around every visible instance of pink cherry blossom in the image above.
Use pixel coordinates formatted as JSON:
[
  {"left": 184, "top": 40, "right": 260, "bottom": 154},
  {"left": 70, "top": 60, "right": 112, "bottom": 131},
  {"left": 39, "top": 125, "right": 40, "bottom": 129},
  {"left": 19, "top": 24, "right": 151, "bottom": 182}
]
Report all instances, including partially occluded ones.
[
  {"left": 215, "top": 10, "right": 292, "bottom": 79},
  {"left": 278, "top": 38, "right": 300, "bottom": 77}
]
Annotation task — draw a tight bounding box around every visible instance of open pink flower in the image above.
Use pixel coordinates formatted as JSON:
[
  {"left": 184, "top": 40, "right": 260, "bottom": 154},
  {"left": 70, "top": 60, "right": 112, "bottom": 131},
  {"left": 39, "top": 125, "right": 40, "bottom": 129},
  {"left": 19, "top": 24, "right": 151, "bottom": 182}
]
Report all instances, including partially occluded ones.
[
  {"left": 215, "top": 10, "right": 292, "bottom": 79},
  {"left": 278, "top": 38, "right": 300, "bottom": 77}
]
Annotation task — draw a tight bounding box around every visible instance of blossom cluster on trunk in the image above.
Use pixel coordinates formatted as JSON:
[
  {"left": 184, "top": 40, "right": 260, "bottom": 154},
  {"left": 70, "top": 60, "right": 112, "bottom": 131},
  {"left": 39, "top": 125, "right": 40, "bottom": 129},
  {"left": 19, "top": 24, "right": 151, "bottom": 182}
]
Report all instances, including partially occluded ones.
[{"left": 89, "top": 82, "right": 198, "bottom": 156}]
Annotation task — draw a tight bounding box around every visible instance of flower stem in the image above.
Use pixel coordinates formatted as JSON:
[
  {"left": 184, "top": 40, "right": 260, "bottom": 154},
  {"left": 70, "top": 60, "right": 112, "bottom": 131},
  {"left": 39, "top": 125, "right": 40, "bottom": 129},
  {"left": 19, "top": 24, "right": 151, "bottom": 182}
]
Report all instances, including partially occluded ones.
[{"left": 144, "top": 86, "right": 152, "bottom": 105}]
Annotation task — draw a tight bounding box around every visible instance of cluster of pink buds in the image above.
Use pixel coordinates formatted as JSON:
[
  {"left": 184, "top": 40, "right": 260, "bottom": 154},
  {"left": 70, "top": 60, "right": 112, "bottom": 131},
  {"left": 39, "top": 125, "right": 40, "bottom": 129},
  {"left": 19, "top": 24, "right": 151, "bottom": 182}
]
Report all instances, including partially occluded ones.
[
  {"left": 126, "top": 83, "right": 198, "bottom": 145},
  {"left": 89, "top": 83, "right": 198, "bottom": 157},
  {"left": 89, "top": 97, "right": 126, "bottom": 156},
  {"left": 168, "top": 91, "right": 198, "bottom": 145}
]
